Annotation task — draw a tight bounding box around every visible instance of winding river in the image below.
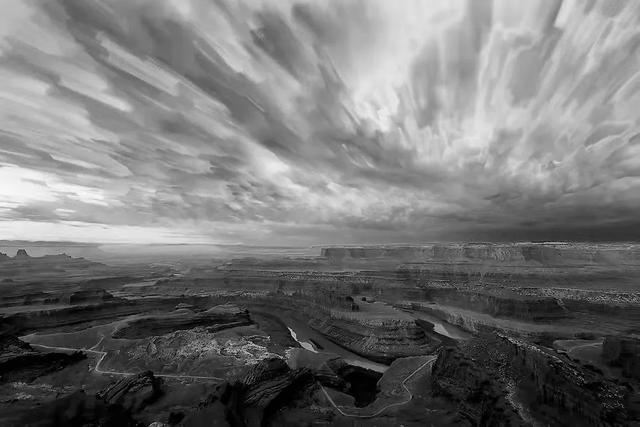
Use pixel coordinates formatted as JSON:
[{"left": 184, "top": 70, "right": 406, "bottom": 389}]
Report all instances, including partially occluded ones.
[
  {"left": 282, "top": 305, "right": 471, "bottom": 374},
  {"left": 406, "top": 309, "right": 473, "bottom": 340},
  {"left": 282, "top": 316, "right": 388, "bottom": 373}
]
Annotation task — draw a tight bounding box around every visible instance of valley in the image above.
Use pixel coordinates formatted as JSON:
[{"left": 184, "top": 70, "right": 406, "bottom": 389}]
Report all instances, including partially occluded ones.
[{"left": 0, "top": 243, "right": 639, "bottom": 426}]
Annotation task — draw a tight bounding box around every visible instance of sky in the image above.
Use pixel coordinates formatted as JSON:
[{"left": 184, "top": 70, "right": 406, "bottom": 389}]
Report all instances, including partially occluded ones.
[{"left": 0, "top": 0, "right": 639, "bottom": 245}]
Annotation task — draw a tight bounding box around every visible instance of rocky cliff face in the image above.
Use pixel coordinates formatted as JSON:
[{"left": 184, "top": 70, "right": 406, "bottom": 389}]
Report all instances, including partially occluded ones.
[
  {"left": 418, "top": 287, "right": 569, "bottom": 321},
  {"left": 432, "top": 334, "right": 638, "bottom": 426},
  {"left": 3, "top": 299, "right": 142, "bottom": 334},
  {"left": 307, "top": 314, "right": 438, "bottom": 364},
  {"left": 497, "top": 334, "right": 634, "bottom": 426},
  {"left": 113, "top": 303, "right": 252, "bottom": 339},
  {"left": 183, "top": 357, "right": 317, "bottom": 427},
  {"left": 16, "top": 390, "right": 140, "bottom": 427},
  {"left": 0, "top": 334, "right": 85, "bottom": 383},
  {"left": 321, "top": 243, "right": 640, "bottom": 265},
  {"left": 2, "top": 295, "right": 199, "bottom": 335},
  {"left": 97, "top": 371, "right": 164, "bottom": 413},
  {"left": 431, "top": 346, "right": 526, "bottom": 426},
  {"left": 603, "top": 335, "right": 640, "bottom": 380},
  {"left": 14, "top": 249, "right": 30, "bottom": 259},
  {"left": 254, "top": 297, "right": 439, "bottom": 364}
]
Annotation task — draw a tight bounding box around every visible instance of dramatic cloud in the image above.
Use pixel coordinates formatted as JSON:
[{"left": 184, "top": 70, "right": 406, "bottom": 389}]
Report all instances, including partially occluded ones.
[{"left": 1, "top": 0, "right": 639, "bottom": 244}]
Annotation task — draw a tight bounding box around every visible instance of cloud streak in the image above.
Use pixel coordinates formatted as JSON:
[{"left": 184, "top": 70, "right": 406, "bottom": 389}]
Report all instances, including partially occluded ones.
[{"left": 0, "top": 0, "right": 639, "bottom": 244}]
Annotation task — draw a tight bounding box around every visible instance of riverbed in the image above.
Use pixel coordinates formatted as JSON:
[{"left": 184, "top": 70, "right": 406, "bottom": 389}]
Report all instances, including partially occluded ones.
[
  {"left": 406, "top": 309, "right": 473, "bottom": 340},
  {"left": 282, "top": 315, "right": 388, "bottom": 373}
]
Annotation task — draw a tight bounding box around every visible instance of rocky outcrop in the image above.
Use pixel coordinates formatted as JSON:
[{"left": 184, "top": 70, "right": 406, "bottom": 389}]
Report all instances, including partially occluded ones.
[
  {"left": 183, "top": 357, "right": 317, "bottom": 427},
  {"left": 3, "top": 299, "right": 142, "bottom": 334},
  {"left": 14, "top": 249, "right": 30, "bottom": 259},
  {"left": 0, "top": 289, "right": 119, "bottom": 310},
  {"left": 0, "top": 334, "right": 85, "bottom": 383},
  {"left": 431, "top": 346, "right": 526, "bottom": 426},
  {"left": 418, "top": 287, "right": 569, "bottom": 321},
  {"left": 308, "top": 314, "right": 438, "bottom": 364},
  {"left": 16, "top": 390, "right": 140, "bottom": 427},
  {"left": 253, "top": 297, "right": 439, "bottom": 364},
  {"left": 498, "top": 334, "right": 634, "bottom": 426},
  {"left": 113, "top": 304, "right": 252, "bottom": 339},
  {"left": 603, "top": 335, "right": 640, "bottom": 379},
  {"left": 2, "top": 296, "right": 205, "bottom": 335},
  {"left": 431, "top": 334, "right": 639, "bottom": 426},
  {"left": 97, "top": 371, "right": 164, "bottom": 413}
]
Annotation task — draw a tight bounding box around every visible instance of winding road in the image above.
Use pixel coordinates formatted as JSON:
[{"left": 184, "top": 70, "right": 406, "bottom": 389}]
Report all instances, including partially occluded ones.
[
  {"left": 31, "top": 336, "right": 437, "bottom": 418},
  {"left": 320, "top": 355, "right": 437, "bottom": 418},
  {"left": 29, "top": 340, "right": 225, "bottom": 381}
]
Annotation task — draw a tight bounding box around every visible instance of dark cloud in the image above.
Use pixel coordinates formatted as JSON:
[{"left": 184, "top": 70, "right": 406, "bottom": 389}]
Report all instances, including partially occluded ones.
[{"left": 0, "top": 0, "right": 639, "bottom": 244}]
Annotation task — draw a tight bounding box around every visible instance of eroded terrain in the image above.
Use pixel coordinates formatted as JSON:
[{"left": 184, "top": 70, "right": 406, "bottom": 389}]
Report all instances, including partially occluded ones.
[{"left": 1, "top": 243, "right": 639, "bottom": 426}]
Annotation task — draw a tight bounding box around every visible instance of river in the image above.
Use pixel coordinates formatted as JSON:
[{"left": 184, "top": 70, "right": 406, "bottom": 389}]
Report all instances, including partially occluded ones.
[
  {"left": 282, "top": 316, "right": 388, "bottom": 373},
  {"left": 406, "top": 309, "right": 472, "bottom": 340}
]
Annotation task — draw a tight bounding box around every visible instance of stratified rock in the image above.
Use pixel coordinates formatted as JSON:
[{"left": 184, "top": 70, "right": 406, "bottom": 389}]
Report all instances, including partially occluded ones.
[
  {"left": 18, "top": 390, "right": 139, "bottom": 427},
  {"left": 68, "top": 289, "right": 114, "bottom": 304},
  {"left": 497, "top": 334, "right": 632, "bottom": 426},
  {"left": 113, "top": 304, "right": 252, "bottom": 339},
  {"left": 97, "top": 371, "right": 163, "bottom": 413},
  {"left": 252, "top": 298, "right": 439, "bottom": 364},
  {"left": 308, "top": 315, "right": 438, "bottom": 364},
  {"left": 603, "top": 335, "right": 640, "bottom": 379},
  {"left": 431, "top": 346, "right": 526, "bottom": 426},
  {"left": 0, "top": 334, "right": 85, "bottom": 383},
  {"left": 242, "top": 357, "right": 312, "bottom": 406},
  {"left": 183, "top": 357, "right": 316, "bottom": 427},
  {"left": 14, "top": 249, "right": 30, "bottom": 259},
  {"left": 431, "top": 332, "right": 640, "bottom": 427}
]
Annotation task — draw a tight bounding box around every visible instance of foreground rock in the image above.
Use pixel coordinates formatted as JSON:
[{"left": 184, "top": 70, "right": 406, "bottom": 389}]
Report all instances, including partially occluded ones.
[
  {"left": 603, "top": 334, "right": 640, "bottom": 380},
  {"left": 17, "top": 390, "right": 140, "bottom": 427},
  {"left": 97, "top": 371, "right": 164, "bottom": 413},
  {"left": 431, "top": 333, "right": 640, "bottom": 426},
  {"left": 183, "top": 357, "right": 317, "bottom": 427}
]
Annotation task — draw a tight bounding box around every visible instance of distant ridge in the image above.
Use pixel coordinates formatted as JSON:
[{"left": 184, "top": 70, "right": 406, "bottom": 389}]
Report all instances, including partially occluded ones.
[{"left": 0, "top": 240, "right": 100, "bottom": 247}]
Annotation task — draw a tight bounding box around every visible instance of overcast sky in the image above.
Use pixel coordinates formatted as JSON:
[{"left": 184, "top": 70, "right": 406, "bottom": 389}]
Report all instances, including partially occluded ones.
[{"left": 0, "top": 0, "right": 639, "bottom": 245}]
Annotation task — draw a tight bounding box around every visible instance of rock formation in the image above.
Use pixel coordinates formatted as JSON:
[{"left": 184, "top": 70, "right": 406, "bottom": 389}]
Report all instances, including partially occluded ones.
[
  {"left": 430, "top": 346, "right": 526, "bottom": 426},
  {"left": 603, "top": 335, "right": 640, "bottom": 379},
  {"left": 183, "top": 357, "right": 317, "bottom": 427},
  {"left": 14, "top": 249, "right": 30, "bottom": 259},
  {"left": 17, "top": 390, "right": 140, "bottom": 427},
  {"left": 498, "top": 334, "right": 633, "bottom": 426},
  {"left": 113, "top": 303, "right": 252, "bottom": 339},
  {"left": 307, "top": 314, "right": 438, "bottom": 363},
  {"left": 432, "top": 333, "right": 638, "bottom": 426},
  {"left": 97, "top": 371, "right": 164, "bottom": 413},
  {"left": 252, "top": 298, "right": 439, "bottom": 364},
  {"left": 0, "top": 334, "right": 85, "bottom": 383}
]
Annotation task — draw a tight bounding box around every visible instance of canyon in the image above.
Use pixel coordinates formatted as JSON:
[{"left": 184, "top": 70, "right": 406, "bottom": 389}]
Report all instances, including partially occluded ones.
[{"left": 0, "top": 243, "right": 638, "bottom": 426}]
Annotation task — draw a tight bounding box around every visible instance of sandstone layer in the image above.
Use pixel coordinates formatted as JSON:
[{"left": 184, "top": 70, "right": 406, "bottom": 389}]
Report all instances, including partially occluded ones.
[{"left": 112, "top": 303, "right": 252, "bottom": 339}]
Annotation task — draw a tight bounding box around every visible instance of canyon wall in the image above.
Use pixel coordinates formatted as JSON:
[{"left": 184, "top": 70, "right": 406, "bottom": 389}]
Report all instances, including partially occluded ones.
[
  {"left": 603, "top": 335, "right": 640, "bottom": 380},
  {"left": 248, "top": 298, "right": 439, "bottom": 364},
  {"left": 321, "top": 243, "right": 640, "bottom": 266},
  {"left": 431, "top": 334, "right": 638, "bottom": 426}
]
